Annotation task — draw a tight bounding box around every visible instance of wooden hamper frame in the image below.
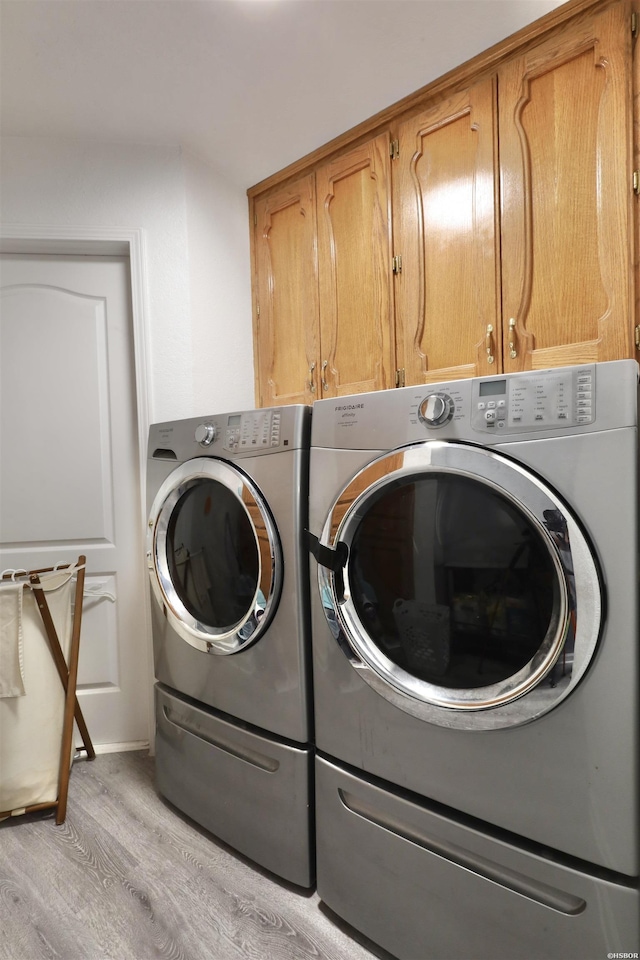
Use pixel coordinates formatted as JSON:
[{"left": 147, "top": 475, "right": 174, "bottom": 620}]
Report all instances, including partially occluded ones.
[{"left": 0, "top": 556, "right": 95, "bottom": 824}]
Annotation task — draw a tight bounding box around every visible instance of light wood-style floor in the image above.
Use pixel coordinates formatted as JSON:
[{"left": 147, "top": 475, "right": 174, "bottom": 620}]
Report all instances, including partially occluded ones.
[{"left": 0, "top": 751, "right": 392, "bottom": 960}]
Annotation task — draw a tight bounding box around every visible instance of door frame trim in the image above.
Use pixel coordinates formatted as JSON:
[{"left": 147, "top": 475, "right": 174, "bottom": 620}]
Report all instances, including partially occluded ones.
[{"left": 0, "top": 222, "right": 154, "bottom": 751}]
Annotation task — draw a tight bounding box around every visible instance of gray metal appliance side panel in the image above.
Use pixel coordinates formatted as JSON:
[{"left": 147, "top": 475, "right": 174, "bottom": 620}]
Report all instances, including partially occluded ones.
[
  {"left": 308, "top": 431, "right": 639, "bottom": 874},
  {"left": 315, "top": 756, "right": 639, "bottom": 960},
  {"left": 155, "top": 685, "right": 313, "bottom": 887},
  {"left": 151, "top": 448, "right": 311, "bottom": 742}
]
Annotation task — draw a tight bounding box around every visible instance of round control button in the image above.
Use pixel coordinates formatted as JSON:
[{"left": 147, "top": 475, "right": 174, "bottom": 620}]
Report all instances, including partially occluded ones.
[
  {"left": 195, "top": 422, "right": 216, "bottom": 446},
  {"left": 419, "top": 392, "right": 454, "bottom": 427}
]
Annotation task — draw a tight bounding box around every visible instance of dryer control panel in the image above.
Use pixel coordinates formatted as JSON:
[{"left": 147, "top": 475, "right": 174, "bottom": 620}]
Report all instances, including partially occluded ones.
[
  {"left": 225, "top": 409, "right": 282, "bottom": 451},
  {"left": 470, "top": 365, "right": 595, "bottom": 434},
  {"left": 149, "top": 405, "right": 309, "bottom": 463}
]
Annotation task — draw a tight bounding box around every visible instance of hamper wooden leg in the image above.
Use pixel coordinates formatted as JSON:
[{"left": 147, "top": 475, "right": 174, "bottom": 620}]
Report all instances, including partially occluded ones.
[
  {"left": 29, "top": 557, "right": 93, "bottom": 825},
  {"left": 30, "top": 562, "right": 95, "bottom": 763}
]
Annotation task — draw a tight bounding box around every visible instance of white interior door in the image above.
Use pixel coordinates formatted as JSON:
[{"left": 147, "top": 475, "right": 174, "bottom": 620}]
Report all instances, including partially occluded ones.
[{"left": 0, "top": 253, "right": 151, "bottom": 748}]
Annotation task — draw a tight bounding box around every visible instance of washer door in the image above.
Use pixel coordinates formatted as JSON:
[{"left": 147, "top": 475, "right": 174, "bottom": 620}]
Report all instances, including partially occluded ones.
[
  {"left": 148, "top": 458, "right": 282, "bottom": 654},
  {"left": 318, "top": 441, "right": 602, "bottom": 730}
]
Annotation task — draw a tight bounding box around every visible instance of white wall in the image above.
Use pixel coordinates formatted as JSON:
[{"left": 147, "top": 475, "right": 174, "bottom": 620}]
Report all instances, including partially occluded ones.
[
  {"left": 0, "top": 136, "right": 255, "bottom": 422},
  {"left": 182, "top": 149, "right": 254, "bottom": 414}
]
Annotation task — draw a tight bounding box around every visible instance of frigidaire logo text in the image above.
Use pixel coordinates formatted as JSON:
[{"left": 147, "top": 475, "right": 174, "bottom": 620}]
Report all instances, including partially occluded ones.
[{"left": 335, "top": 403, "right": 365, "bottom": 412}]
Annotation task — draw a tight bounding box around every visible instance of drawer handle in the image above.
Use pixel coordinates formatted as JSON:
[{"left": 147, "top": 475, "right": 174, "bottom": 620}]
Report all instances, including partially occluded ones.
[
  {"left": 337, "top": 788, "right": 586, "bottom": 916},
  {"left": 162, "top": 704, "right": 279, "bottom": 772}
]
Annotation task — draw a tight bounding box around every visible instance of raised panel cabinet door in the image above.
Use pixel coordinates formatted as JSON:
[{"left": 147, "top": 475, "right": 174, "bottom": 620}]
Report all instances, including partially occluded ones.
[
  {"left": 316, "top": 134, "right": 395, "bottom": 397},
  {"left": 499, "top": 0, "right": 634, "bottom": 371},
  {"left": 253, "top": 174, "right": 319, "bottom": 406},
  {"left": 394, "top": 79, "right": 500, "bottom": 386}
]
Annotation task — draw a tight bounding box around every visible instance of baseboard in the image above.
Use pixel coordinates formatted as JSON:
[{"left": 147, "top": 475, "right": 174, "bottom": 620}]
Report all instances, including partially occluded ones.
[{"left": 84, "top": 741, "right": 151, "bottom": 756}]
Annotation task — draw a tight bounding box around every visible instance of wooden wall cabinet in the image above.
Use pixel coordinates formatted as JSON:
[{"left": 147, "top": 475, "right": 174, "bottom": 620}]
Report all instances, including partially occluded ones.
[
  {"left": 393, "top": 78, "right": 500, "bottom": 385},
  {"left": 394, "top": 0, "right": 635, "bottom": 385},
  {"left": 252, "top": 134, "right": 395, "bottom": 406},
  {"left": 498, "top": 0, "right": 634, "bottom": 371},
  {"left": 316, "top": 134, "right": 395, "bottom": 398},
  {"left": 253, "top": 175, "right": 319, "bottom": 407},
  {"left": 250, "top": 0, "right": 637, "bottom": 405}
]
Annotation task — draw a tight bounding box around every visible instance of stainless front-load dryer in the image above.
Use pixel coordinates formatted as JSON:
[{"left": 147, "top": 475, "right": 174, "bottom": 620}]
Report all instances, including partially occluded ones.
[
  {"left": 308, "top": 361, "right": 639, "bottom": 958},
  {"left": 147, "top": 405, "right": 312, "bottom": 886}
]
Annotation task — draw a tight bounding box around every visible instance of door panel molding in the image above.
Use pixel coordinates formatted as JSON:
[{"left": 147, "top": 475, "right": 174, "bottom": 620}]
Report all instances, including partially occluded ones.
[{"left": 0, "top": 223, "right": 153, "bottom": 751}]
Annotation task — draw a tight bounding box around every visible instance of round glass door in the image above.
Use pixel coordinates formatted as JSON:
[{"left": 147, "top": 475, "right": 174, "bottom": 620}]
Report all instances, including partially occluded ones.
[
  {"left": 319, "top": 441, "right": 602, "bottom": 729},
  {"left": 147, "top": 458, "right": 282, "bottom": 654}
]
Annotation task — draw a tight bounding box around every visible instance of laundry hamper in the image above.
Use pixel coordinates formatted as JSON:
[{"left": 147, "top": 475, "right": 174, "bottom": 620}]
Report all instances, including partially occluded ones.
[{"left": 0, "top": 557, "right": 94, "bottom": 824}]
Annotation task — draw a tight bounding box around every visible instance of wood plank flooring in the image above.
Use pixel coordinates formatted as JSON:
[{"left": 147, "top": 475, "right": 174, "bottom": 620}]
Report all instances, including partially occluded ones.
[{"left": 0, "top": 751, "right": 391, "bottom": 960}]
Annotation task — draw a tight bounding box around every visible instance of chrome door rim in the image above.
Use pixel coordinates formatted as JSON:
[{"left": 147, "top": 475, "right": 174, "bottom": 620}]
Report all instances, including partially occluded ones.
[
  {"left": 318, "top": 441, "right": 602, "bottom": 730},
  {"left": 147, "top": 457, "right": 282, "bottom": 655}
]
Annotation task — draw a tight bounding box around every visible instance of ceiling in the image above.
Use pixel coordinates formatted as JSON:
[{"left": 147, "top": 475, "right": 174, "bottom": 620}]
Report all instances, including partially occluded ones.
[{"left": 1, "top": 0, "right": 563, "bottom": 190}]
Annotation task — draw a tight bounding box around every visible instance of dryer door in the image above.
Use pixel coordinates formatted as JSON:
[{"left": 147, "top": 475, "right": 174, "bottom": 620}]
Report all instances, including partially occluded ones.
[
  {"left": 147, "top": 458, "right": 282, "bottom": 654},
  {"left": 318, "top": 441, "right": 602, "bottom": 729}
]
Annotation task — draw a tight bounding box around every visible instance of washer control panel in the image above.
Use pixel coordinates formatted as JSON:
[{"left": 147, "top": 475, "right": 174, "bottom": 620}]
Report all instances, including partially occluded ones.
[
  {"left": 470, "top": 365, "right": 595, "bottom": 434},
  {"left": 224, "top": 409, "right": 282, "bottom": 451}
]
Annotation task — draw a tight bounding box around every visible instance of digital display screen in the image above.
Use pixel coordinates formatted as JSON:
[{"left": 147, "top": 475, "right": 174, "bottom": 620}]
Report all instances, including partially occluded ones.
[
  {"left": 479, "top": 380, "right": 506, "bottom": 397},
  {"left": 228, "top": 414, "right": 241, "bottom": 427}
]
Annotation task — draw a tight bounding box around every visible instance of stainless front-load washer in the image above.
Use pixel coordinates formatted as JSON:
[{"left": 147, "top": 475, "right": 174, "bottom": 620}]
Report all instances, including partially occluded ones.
[
  {"left": 147, "top": 405, "right": 313, "bottom": 886},
  {"left": 308, "top": 361, "right": 639, "bottom": 957}
]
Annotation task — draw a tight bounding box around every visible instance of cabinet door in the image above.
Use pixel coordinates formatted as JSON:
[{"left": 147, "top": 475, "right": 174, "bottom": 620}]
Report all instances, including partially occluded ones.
[
  {"left": 253, "top": 175, "right": 319, "bottom": 406},
  {"left": 394, "top": 79, "right": 500, "bottom": 386},
  {"left": 316, "top": 134, "right": 395, "bottom": 397},
  {"left": 499, "top": 1, "right": 634, "bottom": 371}
]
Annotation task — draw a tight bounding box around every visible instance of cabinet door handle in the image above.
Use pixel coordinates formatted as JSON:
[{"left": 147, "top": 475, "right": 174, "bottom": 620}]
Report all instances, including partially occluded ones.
[
  {"left": 307, "top": 361, "right": 316, "bottom": 394},
  {"left": 508, "top": 318, "right": 518, "bottom": 359},
  {"left": 485, "top": 324, "right": 494, "bottom": 365},
  {"left": 321, "top": 360, "right": 329, "bottom": 391}
]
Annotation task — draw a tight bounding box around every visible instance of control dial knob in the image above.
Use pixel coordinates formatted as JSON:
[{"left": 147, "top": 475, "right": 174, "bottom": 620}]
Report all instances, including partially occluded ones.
[
  {"left": 195, "top": 422, "right": 216, "bottom": 446},
  {"left": 419, "top": 392, "right": 454, "bottom": 427}
]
